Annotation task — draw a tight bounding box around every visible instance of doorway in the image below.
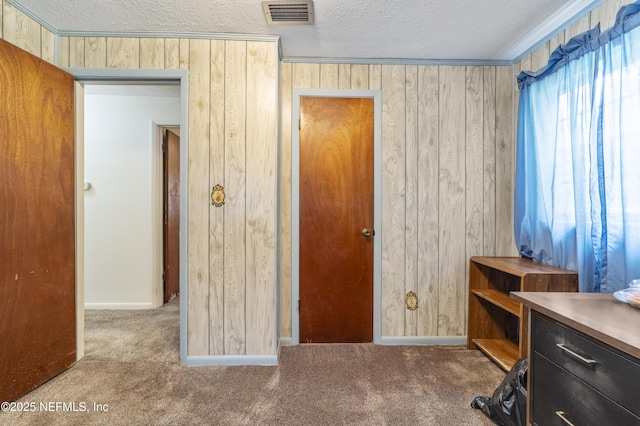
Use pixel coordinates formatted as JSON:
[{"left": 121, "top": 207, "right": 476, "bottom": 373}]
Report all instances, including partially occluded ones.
[
  {"left": 73, "top": 69, "right": 189, "bottom": 363},
  {"left": 83, "top": 84, "right": 180, "bottom": 309},
  {"left": 292, "top": 89, "right": 383, "bottom": 345}
]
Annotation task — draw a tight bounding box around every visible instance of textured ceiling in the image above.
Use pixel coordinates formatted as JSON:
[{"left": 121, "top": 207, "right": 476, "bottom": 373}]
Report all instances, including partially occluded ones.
[{"left": 10, "top": 0, "right": 604, "bottom": 62}]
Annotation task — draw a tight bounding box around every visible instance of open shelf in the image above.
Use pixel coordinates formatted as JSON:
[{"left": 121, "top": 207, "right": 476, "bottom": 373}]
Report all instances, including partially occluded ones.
[
  {"left": 472, "top": 289, "right": 521, "bottom": 317},
  {"left": 467, "top": 257, "right": 578, "bottom": 371},
  {"left": 472, "top": 338, "right": 519, "bottom": 371}
]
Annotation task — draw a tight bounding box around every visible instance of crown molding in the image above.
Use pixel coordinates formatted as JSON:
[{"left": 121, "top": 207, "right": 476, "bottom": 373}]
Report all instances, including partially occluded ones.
[
  {"left": 282, "top": 56, "right": 514, "bottom": 66},
  {"left": 504, "top": 0, "right": 605, "bottom": 63}
]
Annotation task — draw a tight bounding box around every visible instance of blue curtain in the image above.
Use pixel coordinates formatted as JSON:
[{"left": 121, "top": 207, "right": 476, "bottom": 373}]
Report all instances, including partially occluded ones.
[{"left": 515, "top": 2, "right": 640, "bottom": 293}]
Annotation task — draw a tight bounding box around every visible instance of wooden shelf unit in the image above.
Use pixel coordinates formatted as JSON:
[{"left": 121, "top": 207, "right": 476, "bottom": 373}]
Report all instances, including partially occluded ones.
[{"left": 467, "top": 256, "right": 578, "bottom": 371}]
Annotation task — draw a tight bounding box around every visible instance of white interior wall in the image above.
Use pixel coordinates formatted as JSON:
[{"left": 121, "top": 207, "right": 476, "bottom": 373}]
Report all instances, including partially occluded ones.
[{"left": 84, "top": 85, "right": 180, "bottom": 309}]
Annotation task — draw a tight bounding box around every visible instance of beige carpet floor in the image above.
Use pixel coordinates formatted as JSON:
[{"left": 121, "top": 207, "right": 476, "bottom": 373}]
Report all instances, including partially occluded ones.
[{"left": 3, "top": 298, "right": 504, "bottom": 425}]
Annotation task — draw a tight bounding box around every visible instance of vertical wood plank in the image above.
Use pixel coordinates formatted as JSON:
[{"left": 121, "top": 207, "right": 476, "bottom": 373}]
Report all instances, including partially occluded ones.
[
  {"left": 404, "top": 65, "right": 419, "bottom": 336},
  {"left": 369, "top": 64, "right": 382, "bottom": 90},
  {"left": 2, "top": 2, "right": 40, "bottom": 56},
  {"left": 41, "top": 28, "right": 55, "bottom": 64},
  {"left": 351, "top": 64, "right": 369, "bottom": 90},
  {"left": 245, "top": 41, "right": 277, "bottom": 355},
  {"left": 293, "top": 63, "right": 320, "bottom": 89},
  {"left": 495, "top": 66, "right": 515, "bottom": 256},
  {"left": 58, "top": 36, "right": 70, "bottom": 68},
  {"left": 591, "top": 0, "right": 624, "bottom": 29},
  {"left": 380, "top": 64, "right": 406, "bottom": 337},
  {"left": 85, "top": 37, "right": 107, "bottom": 68},
  {"left": 465, "top": 66, "right": 484, "bottom": 333},
  {"left": 107, "top": 37, "right": 140, "bottom": 68},
  {"left": 319, "top": 63, "right": 338, "bottom": 89},
  {"left": 565, "top": 13, "right": 591, "bottom": 40},
  {"left": 530, "top": 41, "right": 550, "bottom": 72},
  {"left": 280, "top": 61, "right": 293, "bottom": 338},
  {"left": 338, "top": 63, "right": 351, "bottom": 89},
  {"left": 482, "top": 66, "right": 497, "bottom": 256},
  {"left": 224, "top": 40, "right": 247, "bottom": 356},
  {"left": 186, "top": 38, "right": 211, "bottom": 356},
  {"left": 417, "top": 66, "right": 439, "bottom": 336},
  {"left": 140, "top": 38, "right": 165, "bottom": 69},
  {"left": 69, "top": 37, "right": 85, "bottom": 68},
  {"left": 179, "top": 39, "right": 189, "bottom": 69},
  {"left": 208, "top": 39, "right": 225, "bottom": 355},
  {"left": 165, "top": 38, "right": 180, "bottom": 69},
  {"left": 438, "top": 66, "right": 466, "bottom": 336}
]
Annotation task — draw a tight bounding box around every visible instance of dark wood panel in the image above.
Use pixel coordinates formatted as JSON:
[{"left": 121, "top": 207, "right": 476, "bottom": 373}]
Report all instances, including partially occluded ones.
[
  {"left": 0, "top": 38, "right": 76, "bottom": 402},
  {"left": 299, "top": 96, "right": 374, "bottom": 343},
  {"left": 163, "top": 129, "right": 180, "bottom": 303}
]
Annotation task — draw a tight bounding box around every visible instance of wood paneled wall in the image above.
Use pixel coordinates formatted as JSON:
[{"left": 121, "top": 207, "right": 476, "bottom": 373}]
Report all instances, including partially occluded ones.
[
  {"left": 60, "top": 36, "right": 279, "bottom": 358},
  {"left": 281, "top": 63, "right": 516, "bottom": 338},
  {"left": 2, "top": 1, "right": 279, "bottom": 358},
  {"left": 10, "top": 0, "right": 626, "bottom": 348}
]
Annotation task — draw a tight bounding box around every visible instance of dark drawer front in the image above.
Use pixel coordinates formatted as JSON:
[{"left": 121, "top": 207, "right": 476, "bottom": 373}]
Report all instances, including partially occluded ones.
[
  {"left": 533, "top": 312, "right": 640, "bottom": 417},
  {"left": 532, "top": 353, "right": 640, "bottom": 426}
]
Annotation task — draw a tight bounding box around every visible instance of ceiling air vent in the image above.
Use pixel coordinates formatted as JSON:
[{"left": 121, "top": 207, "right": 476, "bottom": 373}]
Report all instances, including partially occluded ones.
[{"left": 262, "top": 0, "right": 314, "bottom": 25}]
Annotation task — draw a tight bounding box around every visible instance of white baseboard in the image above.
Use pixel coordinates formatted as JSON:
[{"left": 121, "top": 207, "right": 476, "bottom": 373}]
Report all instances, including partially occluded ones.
[
  {"left": 378, "top": 336, "right": 467, "bottom": 346},
  {"left": 184, "top": 355, "right": 278, "bottom": 366},
  {"left": 84, "top": 302, "right": 155, "bottom": 310}
]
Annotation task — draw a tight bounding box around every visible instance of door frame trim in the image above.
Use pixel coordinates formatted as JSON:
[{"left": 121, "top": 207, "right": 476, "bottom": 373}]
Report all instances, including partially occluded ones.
[
  {"left": 69, "top": 68, "right": 189, "bottom": 363},
  {"left": 291, "top": 89, "right": 382, "bottom": 345}
]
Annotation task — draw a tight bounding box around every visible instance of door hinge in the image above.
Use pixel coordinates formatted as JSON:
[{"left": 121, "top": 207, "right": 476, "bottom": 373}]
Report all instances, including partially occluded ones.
[
  {"left": 298, "top": 299, "right": 300, "bottom": 312},
  {"left": 298, "top": 116, "right": 301, "bottom": 130},
  {"left": 162, "top": 271, "right": 167, "bottom": 282}
]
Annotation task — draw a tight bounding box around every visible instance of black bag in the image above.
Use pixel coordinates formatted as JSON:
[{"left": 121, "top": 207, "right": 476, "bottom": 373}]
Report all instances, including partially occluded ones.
[{"left": 471, "top": 357, "right": 528, "bottom": 426}]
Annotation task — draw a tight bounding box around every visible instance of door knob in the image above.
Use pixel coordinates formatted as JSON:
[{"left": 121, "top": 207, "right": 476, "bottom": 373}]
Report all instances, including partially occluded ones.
[{"left": 361, "top": 228, "right": 373, "bottom": 238}]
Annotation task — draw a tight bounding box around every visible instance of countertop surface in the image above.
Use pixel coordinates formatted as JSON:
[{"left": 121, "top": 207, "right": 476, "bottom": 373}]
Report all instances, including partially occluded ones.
[{"left": 511, "top": 292, "right": 640, "bottom": 359}]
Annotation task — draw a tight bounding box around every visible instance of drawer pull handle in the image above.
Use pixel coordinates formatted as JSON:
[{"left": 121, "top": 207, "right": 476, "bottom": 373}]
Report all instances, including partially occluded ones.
[
  {"left": 555, "top": 410, "right": 576, "bottom": 426},
  {"left": 556, "top": 343, "right": 597, "bottom": 365}
]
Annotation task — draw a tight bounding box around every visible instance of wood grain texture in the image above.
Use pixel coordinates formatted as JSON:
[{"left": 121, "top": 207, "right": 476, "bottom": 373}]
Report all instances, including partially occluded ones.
[
  {"left": 186, "top": 38, "right": 211, "bottom": 356},
  {"left": 2, "top": 1, "right": 40, "bottom": 56},
  {"left": 280, "top": 62, "right": 293, "bottom": 337},
  {"left": 351, "top": 64, "right": 369, "bottom": 90},
  {"left": 482, "top": 67, "right": 497, "bottom": 256},
  {"left": 380, "top": 64, "right": 406, "bottom": 337},
  {"left": 495, "top": 66, "right": 515, "bottom": 256},
  {"left": 208, "top": 39, "right": 225, "bottom": 355},
  {"left": 319, "top": 63, "right": 338, "bottom": 89},
  {"left": 179, "top": 39, "right": 189, "bottom": 69},
  {"left": 165, "top": 38, "right": 180, "bottom": 69},
  {"left": 299, "top": 97, "right": 374, "bottom": 342},
  {"left": 140, "top": 38, "right": 165, "bottom": 69},
  {"left": 417, "top": 66, "right": 439, "bottom": 336},
  {"left": 438, "top": 66, "right": 466, "bottom": 336},
  {"left": 294, "top": 63, "right": 320, "bottom": 89},
  {"left": 245, "top": 41, "right": 277, "bottom": 355},
  {"left": 530, "top": 41, "right": 550, "bottom": 72},
  {"left": 41, "top": 29, "right": 55, "bottom": 64},
  {"left": 338, "top": 63, "right": 351, "bottom": 89},
  {"left": 85, "top": 37, "right": 107, "bottom": 68},
  {"left": 224, "top": 40, "right": 248, "bottom": 356},
  {"left": 57, "top": 36, "right": 70, "bottom": 67},
  {"left": 69, "top": 37, "right": 85, "bottom": 68},
  {"left": 107, "top": 38, "right": 139, "bottom": 68},
  {"left": 465, "top": 66, "right": 484, "bottom": 334},
  {"left": 0, "top": 37, "right": 76, "bottom": 401},
  {"left": 405, "top": 65, "right": 419, "bottom": 336}
]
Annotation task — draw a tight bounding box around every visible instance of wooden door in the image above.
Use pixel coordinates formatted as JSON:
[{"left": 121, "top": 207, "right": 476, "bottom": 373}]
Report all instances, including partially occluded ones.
[
  {"left": 163, "top": 129, "right": 180, "bottom": 303},
  {"left": 0, "top": 38, "right": 76, "bottom": 401},
  {"left": 299, "top": 96, "right": 374, "bottom": 343}
]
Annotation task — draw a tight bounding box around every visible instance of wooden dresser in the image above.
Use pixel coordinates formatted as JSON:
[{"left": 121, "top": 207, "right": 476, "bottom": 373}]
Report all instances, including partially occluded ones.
[{"left": 512, "top": 292, "right": 640, "bottom": 426}]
